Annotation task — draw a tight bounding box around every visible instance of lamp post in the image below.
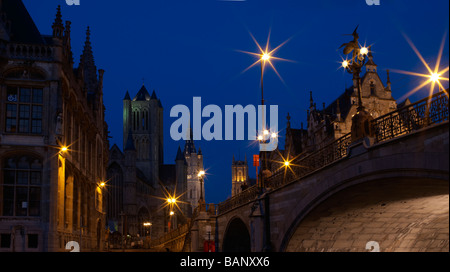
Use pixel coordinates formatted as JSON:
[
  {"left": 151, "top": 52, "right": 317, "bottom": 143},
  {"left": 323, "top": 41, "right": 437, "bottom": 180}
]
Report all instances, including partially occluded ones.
[
  {"left": 257, "top": 52, "right": 280, "bottom": 189},
  {"left": 260, "top": 53, "right": 269, "bottom": 184},
  {"left": 340, "top": 27, "right": 374, "bottom": 141},
  {"left": 341, "top": 47, "right": 369, "bottom": 111},
  {"left": 198, "top": 170, "right": 206, "bottom": 211},
  {"left": 169, "top": 211, "right": 175, "bottom": 231}
]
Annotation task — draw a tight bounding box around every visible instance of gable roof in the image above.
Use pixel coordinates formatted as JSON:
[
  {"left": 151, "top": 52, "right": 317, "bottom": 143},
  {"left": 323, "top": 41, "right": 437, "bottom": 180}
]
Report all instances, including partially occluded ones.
[{"left": 1, "top": 0, "right": 44, "bottom": 44}]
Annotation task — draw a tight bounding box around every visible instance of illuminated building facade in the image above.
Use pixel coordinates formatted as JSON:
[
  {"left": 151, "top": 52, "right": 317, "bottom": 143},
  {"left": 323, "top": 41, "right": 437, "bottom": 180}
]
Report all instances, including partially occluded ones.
[{"left": 0, "top": 1, "right": 109, "bottom": 251}]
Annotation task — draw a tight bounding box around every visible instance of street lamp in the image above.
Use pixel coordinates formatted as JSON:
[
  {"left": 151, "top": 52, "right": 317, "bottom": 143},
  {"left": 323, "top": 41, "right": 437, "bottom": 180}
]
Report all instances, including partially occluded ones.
[
  {"left": 198, "top": 170, "right": 206, "bottom": 209},
  {"left": 340, "top": 26, "right": 374, "bottom": 141},
  {"left": 168, "top": 211, "right": 175, "bottom": 232},
  {"left": 239, "top": 32, "right": 291, "bottom": 190}
]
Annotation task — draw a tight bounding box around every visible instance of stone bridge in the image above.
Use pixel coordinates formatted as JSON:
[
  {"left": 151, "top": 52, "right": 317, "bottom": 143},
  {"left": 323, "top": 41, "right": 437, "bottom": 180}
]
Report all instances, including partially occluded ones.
[{"left": 153, "top": 91, "right": 449, "bottom": 252}]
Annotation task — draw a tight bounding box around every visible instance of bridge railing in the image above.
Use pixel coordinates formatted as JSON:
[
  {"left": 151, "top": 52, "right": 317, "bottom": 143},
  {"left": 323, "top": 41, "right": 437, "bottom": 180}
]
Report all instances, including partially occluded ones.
[
  {"left": 149, "top": 221, "right": 190, "bottom": 250},
  {"left": 218, "top": 184, "right": 261, "bottom": 214},
  {"left": 216, "top": 90, "right": 449, "bottom": 215},
  {"left": 149, "top": 203, "right": 219, "bottom": 251},
  {"left": 217, "top": 133, "right": 352, "bottom": 215},
  {"left": 372, "top": 90, "right": 449, "bottom": 143},
  {"left": 266, "top": 132, "right": 352, "bottom": 190}
]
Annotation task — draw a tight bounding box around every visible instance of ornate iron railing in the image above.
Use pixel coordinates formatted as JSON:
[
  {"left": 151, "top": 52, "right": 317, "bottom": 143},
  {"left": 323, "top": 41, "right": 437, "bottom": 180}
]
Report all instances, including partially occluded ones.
[
  {"left": 372, "top": 90, "right": 449, "bottom": 143},
  {"left": 217, "top": 133, "right": 352, "bottom": 215},
  {"left": 150, "top": 203, "right": 219, "bottom": 251},
  {"left": 217, "top": 184, "right": 261, "bottom": 214},
  {"left": 217, "top": 90, "right": 449, "bottom": 215},
  {"left": 149, "top": 221, "right": 190, "bottom": 250},
  {"left": 265, "top": 132, "right": 352, "bottom": 190}
]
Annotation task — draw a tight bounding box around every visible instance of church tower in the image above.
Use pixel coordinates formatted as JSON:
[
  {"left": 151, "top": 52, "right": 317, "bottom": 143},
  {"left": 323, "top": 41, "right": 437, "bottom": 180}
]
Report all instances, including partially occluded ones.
[
  {"left": 123, "top": 85, "right": 163, "bottom": 186},
  {"left": 231, "top": 155, "right": 249, "bottom": 197},
  {"left": 184, "top": 128, "right": 204, "bottom": 213}
]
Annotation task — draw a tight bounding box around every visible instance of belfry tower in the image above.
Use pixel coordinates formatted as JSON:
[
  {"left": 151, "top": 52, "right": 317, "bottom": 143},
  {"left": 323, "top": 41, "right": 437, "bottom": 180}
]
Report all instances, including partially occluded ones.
[
  {"left": 231, "top": 155, "right": 249, "bottom": 197},
  {"left": 123, "top": 85, "right": 163, "bottom": 185}
]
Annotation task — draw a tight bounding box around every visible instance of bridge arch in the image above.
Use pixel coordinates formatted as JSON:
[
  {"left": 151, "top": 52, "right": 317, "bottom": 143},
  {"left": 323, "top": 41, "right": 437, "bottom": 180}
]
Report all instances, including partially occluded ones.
[
  {"left": 222, "top": 216, "right": 251, "bottom": 252},
  {"left": 282, "top": 178, "right": 449, "bottom": 252}
]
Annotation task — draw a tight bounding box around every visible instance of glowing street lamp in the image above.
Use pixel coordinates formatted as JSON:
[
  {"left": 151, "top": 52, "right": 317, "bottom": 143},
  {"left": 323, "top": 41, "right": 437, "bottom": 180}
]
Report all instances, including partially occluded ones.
[
  {"left": 390, "top": 33, "right": 448, "bottom": 100},
  {"left": 339, "top": 26, "right": 377, "bottom": 141},
  {"left": 261, "top": 53, "right": 271, "bottom": 61},
  {"left": 238, "top": 30, "right": 293, "bottom": 190},
  {"left": 430, "top": 73, "right": 440, "bottom": 82},
  {"left": 339, "top": 26, "right": 375, "bottom": 111},
  {"left": 198, "top": 170, "right": 206, "bottom": 206},
  {"left": 360, "top": 47, "right": 369, "bottom": 56},
  {"left": 342, "top": 60, "right": 349, "bottom": 68}
]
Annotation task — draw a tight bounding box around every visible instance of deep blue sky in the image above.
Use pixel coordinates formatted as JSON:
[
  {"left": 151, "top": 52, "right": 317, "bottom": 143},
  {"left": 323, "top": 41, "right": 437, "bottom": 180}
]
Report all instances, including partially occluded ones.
[{"left": 23, "top": 0, "right": 449, "bottom": 204}]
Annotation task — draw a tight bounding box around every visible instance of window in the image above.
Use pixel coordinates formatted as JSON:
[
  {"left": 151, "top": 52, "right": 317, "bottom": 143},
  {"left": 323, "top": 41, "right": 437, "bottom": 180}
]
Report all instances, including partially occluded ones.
[
  {"left": 1, "top": 155, "right": 42, "bottom": 216},
  {"left": 0, "top": 234, "right": 11, "bottom": 248},
  {"left": 5, "top": 86, "right": 43, "bottom": 134},
  {"left": 27, "top": 234, "right": 38, "bottom": 248}
]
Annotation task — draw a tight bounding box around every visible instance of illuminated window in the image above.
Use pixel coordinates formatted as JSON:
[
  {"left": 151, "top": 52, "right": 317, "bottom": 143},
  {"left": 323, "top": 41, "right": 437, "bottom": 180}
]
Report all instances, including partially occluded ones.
[
  {"left": 237, "top": 170, "right": 243, "bottom": 182},
  {"left": 5, "top": 86, "right": 43, "bottom": 134}
]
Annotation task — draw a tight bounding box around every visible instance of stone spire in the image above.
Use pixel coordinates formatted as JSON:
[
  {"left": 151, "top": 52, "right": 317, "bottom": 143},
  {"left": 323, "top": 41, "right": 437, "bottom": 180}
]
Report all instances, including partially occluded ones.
[
  {"left": 366, "top": 49, "right": 377, "bottom": 72},
  {"left": 184, "top": 126, "right": 196, "bottom": 154},
  {"left": 52, "top": 5, "right": 64, "bottom": 39},
  {"left": 386, "top": 69, "right": 392, "bottom": 92},
  {"left": 80, "top": 26, "right": 98, "bottom": 94},
  {"left": 175, "top": 146, "right": 184, "bottom": 161},
  {"left": 124, "top": 90, "right": 131, "bottom": 100},
  {"left": 64, "top": 21, "right": 73, "bottom": 64},
  {"left": 286, "top": 112, "right": 291, "bottom": 129}
]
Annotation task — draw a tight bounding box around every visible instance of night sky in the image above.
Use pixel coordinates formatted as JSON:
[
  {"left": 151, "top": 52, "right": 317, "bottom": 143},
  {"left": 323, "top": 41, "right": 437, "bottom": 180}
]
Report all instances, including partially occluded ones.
[{"left": 23, "top": 0, "right": 449, "bottom": 204}]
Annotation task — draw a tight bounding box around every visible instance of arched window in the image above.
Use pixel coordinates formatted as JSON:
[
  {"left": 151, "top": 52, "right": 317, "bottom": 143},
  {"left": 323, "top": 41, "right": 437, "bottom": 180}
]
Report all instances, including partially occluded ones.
[
  {"left": 237, "top": 170, "right": 243, "bottom": 182},
  {"left": 370, "top": 82, "right": 375, "bottom": 95},
  {"left": 1, "top": 155, "right": 42, "bottom": 216}
]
